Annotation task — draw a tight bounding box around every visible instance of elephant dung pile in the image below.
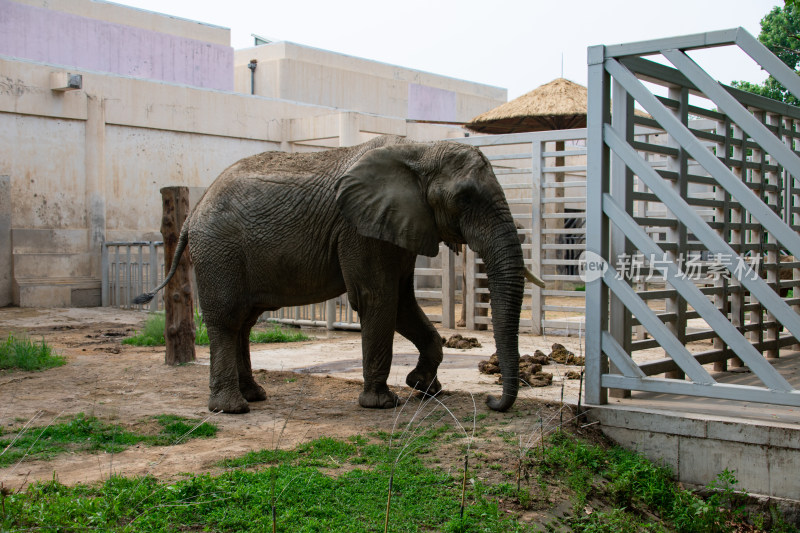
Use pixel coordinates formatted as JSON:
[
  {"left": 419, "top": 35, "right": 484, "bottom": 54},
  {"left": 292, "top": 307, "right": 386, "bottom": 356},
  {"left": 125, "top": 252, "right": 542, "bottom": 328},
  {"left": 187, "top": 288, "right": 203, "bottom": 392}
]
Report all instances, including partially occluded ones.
[
  {"left": 442, "top": 334, "right": 482, "bottom": 349},
  {"left": 478, "top": 353, "right": 553, "bottom": 387},
  {"left": 477, "top": 343, "right": 584, "bottom": 387},
  {"left": 549, "top": 343, "right": 585, "bottom": 366}
]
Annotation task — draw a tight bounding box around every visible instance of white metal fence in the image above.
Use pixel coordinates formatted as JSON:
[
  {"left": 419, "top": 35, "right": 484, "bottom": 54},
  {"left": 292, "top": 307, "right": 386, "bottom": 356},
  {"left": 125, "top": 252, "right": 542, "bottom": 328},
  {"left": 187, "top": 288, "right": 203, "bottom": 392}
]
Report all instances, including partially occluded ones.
[
  {"left": 586, "top": 27, "right": 800, "bottom": 408},
  {"left": 101, "top": 241, "right": 165, "bottom": 311}
]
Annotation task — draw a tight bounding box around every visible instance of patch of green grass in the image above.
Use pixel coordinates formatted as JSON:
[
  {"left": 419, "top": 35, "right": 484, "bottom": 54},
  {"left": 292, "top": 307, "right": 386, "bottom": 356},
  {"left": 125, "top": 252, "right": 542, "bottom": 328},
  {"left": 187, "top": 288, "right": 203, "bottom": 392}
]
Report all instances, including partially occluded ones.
[
  {"left": 574, "top": 285, "right": 586, "bottom": 292},
  {"left": 122, "top": 312, "right": 166, "bottom": 346},
  {"left": 249, "top": 324, "right": 309, "bottom": 344},
  {"left": 193, "top": 308, "right": 209, "bottom": 345},
  {"left": 0, "top": 413, "right": 217, "bottom": 467},
  {"left": 5, "top": 435, "right": 524, "bottom": 533},
  {"left": 124, "top": 312, "right": 309, "bottom": 347},
  {"left": 0, "top": 334, "right": 65, "bottom": 372}
]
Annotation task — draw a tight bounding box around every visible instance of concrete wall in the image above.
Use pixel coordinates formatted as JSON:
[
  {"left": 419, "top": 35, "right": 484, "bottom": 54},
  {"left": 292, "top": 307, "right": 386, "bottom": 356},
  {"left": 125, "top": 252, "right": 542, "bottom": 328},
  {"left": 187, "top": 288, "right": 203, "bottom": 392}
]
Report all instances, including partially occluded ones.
[
  {"left": 234, "top": 42, "right": 506, "bottom": 122},
  {"left": 1, "top": 0, "right": 233, "bottom": 91}
]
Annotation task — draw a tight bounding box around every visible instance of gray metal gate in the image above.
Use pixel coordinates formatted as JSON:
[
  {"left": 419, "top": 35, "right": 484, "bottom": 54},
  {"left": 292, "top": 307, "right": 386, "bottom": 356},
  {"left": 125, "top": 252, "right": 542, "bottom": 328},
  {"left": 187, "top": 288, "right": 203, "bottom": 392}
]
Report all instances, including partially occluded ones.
[{"left": 586, "top": 27, "right": 800, "bottom": 407}]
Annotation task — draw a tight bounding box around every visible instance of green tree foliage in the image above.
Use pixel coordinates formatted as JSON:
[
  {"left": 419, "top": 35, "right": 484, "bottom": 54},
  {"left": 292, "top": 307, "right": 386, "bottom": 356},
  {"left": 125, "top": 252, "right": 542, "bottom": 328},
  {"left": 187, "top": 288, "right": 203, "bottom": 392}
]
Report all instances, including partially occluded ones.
[{"left": 732, "top": 3, "right": 800, "bottom": 106}]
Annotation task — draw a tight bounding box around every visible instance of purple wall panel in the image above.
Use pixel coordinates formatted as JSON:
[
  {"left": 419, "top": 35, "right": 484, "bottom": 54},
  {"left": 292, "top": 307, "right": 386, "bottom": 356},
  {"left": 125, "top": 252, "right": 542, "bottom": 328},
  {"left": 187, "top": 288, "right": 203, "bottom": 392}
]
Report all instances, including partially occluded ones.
[
  {"left": 0, "top": 0, "right": 233, "bottom": 91},
  {"left": 407, "top": 83, "right": 457, "bottom": 122}
]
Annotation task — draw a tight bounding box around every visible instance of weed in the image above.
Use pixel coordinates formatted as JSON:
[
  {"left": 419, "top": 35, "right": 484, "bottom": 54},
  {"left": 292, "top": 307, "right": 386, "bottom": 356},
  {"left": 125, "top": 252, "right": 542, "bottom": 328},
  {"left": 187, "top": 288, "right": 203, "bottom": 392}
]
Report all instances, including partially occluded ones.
[
  {"left": 0, "top": 413, "right": 217, "bottom": 467},
  {"left": 249, "top": 325, "right": 309, "bottom": 344},
  {"left": 194, "top": 308, "right": 209, "bottom": 345},
  {"left": 0, "top": 334, "right": 65, "bottom": 371},
  {"left": 124, "top": 312, "right": 309, "bottom": 346},
  {"left": 122, "top": 313, "right": 166, "bottom": 346}
]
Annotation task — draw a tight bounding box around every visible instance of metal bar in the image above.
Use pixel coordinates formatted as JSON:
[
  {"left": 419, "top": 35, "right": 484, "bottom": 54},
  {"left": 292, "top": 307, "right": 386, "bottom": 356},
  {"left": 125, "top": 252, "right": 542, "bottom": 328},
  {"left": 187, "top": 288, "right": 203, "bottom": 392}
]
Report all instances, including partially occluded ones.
[
  {"left": 114, "top": 245, "right": 120, "bottom": 308},
  {"left": 605, "top": 58, "right": 800, "bottom": 260},
  {"left": 662, "top": 49, "right": 800, "bottom": 181},
  {"left": 465, "top": 247, "right": 476, "bottom": 330},
  {"left": 125, "top": 245, "right": 131, "bottom": 309},
  {"left": 101, "top": 244, "right": 109, "bottom": 307},
  {"left": 600, "top": 331, "right": 647, "bottom": 378},
  {"left": 452, "top": 129, "right": 587, "bottom": 146},
  {"left": 603, "top": 27, "right": 741, "bottom": 58},
  {"left": 441, "top": 245, "right": 455, "bottom": 328},
  {"left": 149, "top": 242, "right": 158, "bottom": 312},
  {"left": 735, "top": 29, "right": 800, "bottom": 102},
  {"left": 603, "top": 124, "right": 800, "bottom": 344},
  {"left": 602, "top": 375, "right": 800, "bottom": 407},
  {"left": 531, "top": 139, "right": 543, "bottom": 335},
  {"left": 609, "top": 77, "right": 635, "bottom": 396},
  {"left": 602, "top": 193, "right": 794, "bottom": 391},
  {"left": 602, "top": 268, "right": 715, "bottom": 385},
  {"left": 137, "top": 244, "right": 144, "bottom": 309},
  {"left": 584, "top": 44, "right": 610, "bottom": 405}
]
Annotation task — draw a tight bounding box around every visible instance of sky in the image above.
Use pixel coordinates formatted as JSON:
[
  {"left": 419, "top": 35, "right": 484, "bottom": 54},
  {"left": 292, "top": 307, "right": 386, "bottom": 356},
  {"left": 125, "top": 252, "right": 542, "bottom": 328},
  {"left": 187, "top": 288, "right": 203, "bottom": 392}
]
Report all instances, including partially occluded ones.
[{"left": 118, "top": 0, "right": 782, "bottom": 100}]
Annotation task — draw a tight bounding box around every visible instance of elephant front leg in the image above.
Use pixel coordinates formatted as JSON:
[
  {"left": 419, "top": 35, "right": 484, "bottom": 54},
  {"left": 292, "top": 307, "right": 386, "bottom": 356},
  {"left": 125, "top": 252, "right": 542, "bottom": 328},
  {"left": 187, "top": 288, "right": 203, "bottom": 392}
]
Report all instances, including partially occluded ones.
[
  {"left": 357, "top": 294, "right": 400, "bottom": 409},
  {"left": 207, "top": 325, "right": 250, "bottom": 414},
  {"left": 396, "top": 278, "right": 443, "bottom": 396}
]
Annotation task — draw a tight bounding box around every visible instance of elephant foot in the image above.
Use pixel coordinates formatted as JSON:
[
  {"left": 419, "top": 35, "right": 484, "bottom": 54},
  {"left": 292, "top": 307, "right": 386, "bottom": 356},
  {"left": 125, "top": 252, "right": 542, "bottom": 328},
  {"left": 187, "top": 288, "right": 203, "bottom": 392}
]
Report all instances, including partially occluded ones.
[
  {"left": 359, "top": 387, "right": 399, "bottom": 409},
  {"left": 239, "top": 380, "right": 267, "bottom": 402},
  {"left": 456, "top": 319, "right": 466, "bottom": 328},
  {"left": 406, "top": 368, "right": 442, "bottom": 397},
  {"left": 208, "top": 389, "right": 250, "bottom": 414}
]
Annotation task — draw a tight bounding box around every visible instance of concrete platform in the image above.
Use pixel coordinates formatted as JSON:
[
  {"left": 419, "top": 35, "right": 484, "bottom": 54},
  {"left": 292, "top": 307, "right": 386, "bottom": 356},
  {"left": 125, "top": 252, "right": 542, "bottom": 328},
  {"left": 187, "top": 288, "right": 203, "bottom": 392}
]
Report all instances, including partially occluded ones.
[{"left": 586, "top": 353, "right": 800, "bottom": 506}]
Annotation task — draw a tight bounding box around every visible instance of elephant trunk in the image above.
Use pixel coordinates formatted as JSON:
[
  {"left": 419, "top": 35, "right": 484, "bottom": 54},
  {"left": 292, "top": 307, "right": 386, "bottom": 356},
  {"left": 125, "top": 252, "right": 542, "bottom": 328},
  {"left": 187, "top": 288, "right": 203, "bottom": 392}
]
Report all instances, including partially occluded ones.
[{"left": 466, "top": 214, "right": 525, "bottom": 412}]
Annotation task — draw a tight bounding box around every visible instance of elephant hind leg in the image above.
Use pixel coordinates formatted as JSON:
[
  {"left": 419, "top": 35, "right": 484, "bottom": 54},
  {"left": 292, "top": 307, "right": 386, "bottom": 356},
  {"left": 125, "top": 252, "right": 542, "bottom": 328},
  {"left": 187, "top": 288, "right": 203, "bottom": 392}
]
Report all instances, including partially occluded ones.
[
  {"left": 396, "top": 277, "right": 443, "bottom": 396},
  {"left": 352, "top": 291, "right": 400, "bottom": 409},
  {"left": 237, "top": 310, "right": 267, "bottom": 402},
  {"left": 207, "top": 324, "right": 250, "bottom": 414}
]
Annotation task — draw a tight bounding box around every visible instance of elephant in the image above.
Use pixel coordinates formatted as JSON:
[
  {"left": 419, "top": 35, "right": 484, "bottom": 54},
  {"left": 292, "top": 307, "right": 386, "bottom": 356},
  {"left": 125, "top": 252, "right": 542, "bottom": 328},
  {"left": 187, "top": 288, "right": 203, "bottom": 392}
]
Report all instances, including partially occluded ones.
[{"left": 134, "top": 135, "right": 545, "bottom": 414}]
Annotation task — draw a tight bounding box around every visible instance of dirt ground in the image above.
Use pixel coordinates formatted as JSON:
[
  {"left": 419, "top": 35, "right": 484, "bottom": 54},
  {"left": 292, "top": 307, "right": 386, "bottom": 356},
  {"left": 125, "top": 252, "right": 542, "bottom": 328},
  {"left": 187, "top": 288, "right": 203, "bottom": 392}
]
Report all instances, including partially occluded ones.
[{"left": 0, "top": 306, "right": 589, "bottom": 493}]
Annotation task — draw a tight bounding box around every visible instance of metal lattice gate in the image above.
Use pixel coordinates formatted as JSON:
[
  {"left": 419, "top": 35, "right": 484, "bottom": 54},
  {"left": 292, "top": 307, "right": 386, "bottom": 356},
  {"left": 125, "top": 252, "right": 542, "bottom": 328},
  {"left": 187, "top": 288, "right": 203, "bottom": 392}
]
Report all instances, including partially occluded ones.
[{"left": 586, "top": 27, "right": 800, "bottom": 407}]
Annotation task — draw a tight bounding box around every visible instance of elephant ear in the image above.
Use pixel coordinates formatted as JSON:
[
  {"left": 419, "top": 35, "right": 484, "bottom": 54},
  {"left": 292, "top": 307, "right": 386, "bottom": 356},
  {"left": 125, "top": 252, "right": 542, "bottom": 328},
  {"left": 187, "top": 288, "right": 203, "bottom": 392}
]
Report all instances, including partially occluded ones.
[{"left": 335, "top": 144, "right": 440, "bottom": 257}]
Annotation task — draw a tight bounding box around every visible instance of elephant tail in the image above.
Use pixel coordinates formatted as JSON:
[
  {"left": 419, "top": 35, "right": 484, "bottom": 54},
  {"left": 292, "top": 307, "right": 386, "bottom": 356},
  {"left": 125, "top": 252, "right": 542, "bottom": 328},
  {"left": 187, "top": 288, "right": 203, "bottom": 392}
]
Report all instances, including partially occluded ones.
[{"left": 132, "top": 223, "right": 190, "bottom": 305}]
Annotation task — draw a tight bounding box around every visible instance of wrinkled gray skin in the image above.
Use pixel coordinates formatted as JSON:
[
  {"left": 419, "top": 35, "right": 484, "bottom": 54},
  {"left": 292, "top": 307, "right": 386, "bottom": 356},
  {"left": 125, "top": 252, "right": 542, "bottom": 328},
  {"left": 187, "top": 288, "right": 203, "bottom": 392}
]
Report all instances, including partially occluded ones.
[{"left": 137, "top": 136, "right": 527, "bottom": 414}]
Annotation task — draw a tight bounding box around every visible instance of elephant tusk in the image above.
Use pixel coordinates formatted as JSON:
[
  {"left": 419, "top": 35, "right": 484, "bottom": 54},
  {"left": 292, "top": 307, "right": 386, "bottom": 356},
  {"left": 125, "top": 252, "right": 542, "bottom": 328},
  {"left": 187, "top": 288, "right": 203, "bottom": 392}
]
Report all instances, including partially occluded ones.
[{"left": 524, "top": 268, "right": 545, "bottom": 288}]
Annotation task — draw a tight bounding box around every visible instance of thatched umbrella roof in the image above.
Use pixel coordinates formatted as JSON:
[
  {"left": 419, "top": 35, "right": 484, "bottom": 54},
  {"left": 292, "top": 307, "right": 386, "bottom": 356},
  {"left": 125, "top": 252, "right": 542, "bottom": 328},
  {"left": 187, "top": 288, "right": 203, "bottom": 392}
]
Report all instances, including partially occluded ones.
[{"left": 466, "top": 78, "right": 588, "bottom": 134}]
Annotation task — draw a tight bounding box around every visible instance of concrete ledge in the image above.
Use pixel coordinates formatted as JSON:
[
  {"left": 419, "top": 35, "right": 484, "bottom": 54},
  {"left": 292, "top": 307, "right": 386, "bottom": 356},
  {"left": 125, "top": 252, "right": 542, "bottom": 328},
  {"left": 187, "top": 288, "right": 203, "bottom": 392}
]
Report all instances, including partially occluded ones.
[
  {"left": 587, "top": 404, "right": 800, "bottom": 502},
  {"left": 13, "top": 277, "right": 101, "bottom": 307},
  {"left": 13, "top": 253, "right": 94, "bottom": 279}
]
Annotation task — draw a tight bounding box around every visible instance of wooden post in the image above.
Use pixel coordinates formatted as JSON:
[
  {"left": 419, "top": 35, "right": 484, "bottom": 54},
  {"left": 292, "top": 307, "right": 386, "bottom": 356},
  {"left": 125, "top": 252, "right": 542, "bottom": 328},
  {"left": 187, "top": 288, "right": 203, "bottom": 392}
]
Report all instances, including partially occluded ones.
[{"left": 160, "top": 186, "right": 196, "bottom": 365}]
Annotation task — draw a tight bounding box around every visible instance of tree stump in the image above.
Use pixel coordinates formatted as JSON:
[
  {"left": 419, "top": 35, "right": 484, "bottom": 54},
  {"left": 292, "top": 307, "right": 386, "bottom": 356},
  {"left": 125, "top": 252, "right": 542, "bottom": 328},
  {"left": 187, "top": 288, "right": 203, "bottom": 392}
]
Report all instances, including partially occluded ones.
[{"left": 160, "top": 186, "right": 195, "bottom": 365}]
